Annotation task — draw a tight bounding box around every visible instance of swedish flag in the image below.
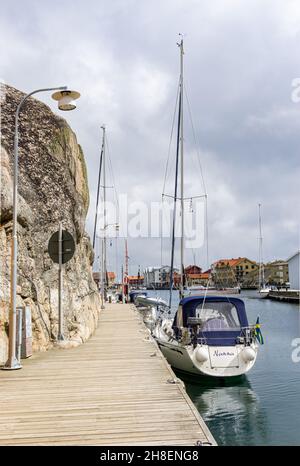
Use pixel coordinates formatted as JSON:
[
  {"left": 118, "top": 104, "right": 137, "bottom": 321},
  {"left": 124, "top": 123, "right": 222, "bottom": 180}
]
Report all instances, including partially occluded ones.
[{"left": 255, "top": 316, "right": 264, "bottom": 345}]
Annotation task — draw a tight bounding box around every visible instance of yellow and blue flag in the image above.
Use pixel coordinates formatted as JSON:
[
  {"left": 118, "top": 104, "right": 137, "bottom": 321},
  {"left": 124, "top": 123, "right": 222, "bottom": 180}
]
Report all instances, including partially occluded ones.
[{"left": 255, "top": 316, "right": 264, "bottom": 345}]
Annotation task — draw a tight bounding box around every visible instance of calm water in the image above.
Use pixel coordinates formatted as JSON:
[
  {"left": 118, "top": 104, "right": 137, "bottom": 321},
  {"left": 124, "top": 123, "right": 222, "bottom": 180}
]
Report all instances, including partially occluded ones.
[{"left": 147, "top": 289, "right": 300, "bottom": 445}]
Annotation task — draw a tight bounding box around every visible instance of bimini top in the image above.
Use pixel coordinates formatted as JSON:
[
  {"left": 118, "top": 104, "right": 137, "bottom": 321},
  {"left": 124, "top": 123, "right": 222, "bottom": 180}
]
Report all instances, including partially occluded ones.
[{"left": 173, "top": 296, "right": 249, "bottom": 346}]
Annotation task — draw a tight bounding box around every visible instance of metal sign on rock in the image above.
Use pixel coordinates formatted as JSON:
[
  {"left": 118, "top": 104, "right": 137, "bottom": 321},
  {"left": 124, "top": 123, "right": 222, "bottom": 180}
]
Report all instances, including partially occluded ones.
[{"left": 48, "top": 230, "right": 75, "bottom": 264}]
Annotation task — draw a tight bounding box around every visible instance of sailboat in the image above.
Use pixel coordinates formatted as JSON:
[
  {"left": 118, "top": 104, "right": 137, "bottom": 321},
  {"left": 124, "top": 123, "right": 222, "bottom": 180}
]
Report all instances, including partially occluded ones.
[
  {"left": 151, "top": 38, "right": 260, "bottom": 377},
  {"left": 257, "top": 203, "right": 271, "bottom": 299},
  {"left": 93, "top": 125, "right": 119, "bottom": 306}
]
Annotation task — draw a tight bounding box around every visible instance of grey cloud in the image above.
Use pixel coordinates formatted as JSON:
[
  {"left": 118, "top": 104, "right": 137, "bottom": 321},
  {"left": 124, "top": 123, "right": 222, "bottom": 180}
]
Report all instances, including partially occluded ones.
[{"left": 1, "top": 0, "right": 299, "bottom": 274}]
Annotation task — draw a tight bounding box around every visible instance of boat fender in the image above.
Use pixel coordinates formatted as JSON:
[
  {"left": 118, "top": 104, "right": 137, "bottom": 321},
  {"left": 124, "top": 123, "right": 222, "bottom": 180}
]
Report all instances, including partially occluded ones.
[
  {"left": 241, "top": 346, "right": 256, "bottom": 362},
  {"left": 195, "top": 346, "right": 209, "bottom": 363}
]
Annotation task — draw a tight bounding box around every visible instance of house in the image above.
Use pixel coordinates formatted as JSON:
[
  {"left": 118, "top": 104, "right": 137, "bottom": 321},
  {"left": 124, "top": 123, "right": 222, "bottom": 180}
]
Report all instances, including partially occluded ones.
[
  {"left": 107, "top": 272, "right": 116, "bottom": 286},
  {"left": 143, "top": 267, "right": 161, "bottom": 288},
  {"left": 186, "top": 272, "right": 210, "bottom": 287},
  {"left": 184, "top": 265, "right": 202, "bottom": 275},
  {"left": 265, "top": 260, "right": 289, "bottom": 286},
  {"left": 143, "top": 266, "right": 179, "bottom": 288},
  {"left": 127, "top": 275, "right": 144, "bottom": 287},
  {"left": 93, "top": 272, "right": 100, "bottom": 289},
  {"left": 93, "top": 271, "right": 116, "bottom": 289},
  {"left": 241, "top": 259, "right": 289, "bottom": 288},
  {"left": 287, "top": 251, "right": 299, "bottom": 290},
  {"left": 212, "top": 258, "right": 258, "bottom": 287},
  {"left": 183, "top": 265, "right": 209, "bottom": 286}
]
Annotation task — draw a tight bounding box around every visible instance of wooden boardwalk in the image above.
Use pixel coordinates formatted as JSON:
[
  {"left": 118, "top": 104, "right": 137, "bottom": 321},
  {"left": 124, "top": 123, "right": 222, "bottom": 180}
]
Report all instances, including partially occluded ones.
[{"left": 0, "top": 304, "right": 216, "bottom": 446}]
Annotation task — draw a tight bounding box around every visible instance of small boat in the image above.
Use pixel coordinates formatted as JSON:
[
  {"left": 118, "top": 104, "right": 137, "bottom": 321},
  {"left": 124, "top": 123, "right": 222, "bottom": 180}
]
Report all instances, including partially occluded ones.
[{"left": 153, "top": 295, "right": 259, "bottom": 377}]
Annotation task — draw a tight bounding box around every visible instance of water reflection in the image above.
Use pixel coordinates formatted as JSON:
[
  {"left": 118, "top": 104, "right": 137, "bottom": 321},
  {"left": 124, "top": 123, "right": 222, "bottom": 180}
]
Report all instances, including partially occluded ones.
[{"left": 179, "top": 372, "right": 269, "bottom": 446}]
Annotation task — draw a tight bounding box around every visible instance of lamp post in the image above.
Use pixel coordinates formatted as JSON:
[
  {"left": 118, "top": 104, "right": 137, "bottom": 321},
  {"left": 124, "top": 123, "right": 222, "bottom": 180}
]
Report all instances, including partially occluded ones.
[
  {"left": 3, "top": 86, "right": 80, "bottom": 370},
  {"left": 99, "top": 223, "right": 119, "bottom": 310}
]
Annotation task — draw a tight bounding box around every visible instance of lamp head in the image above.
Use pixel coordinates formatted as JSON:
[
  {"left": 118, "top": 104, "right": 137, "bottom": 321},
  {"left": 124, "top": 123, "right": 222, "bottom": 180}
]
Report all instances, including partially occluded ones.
[{"left": 52, "top": 89, "right": 80, "bottom": 111}]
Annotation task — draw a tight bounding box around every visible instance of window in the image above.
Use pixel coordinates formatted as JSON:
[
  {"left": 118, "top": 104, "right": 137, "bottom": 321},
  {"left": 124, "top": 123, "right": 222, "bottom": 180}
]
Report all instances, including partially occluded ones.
[{"left": 195, "top": 302, "right": 241, "bottom": 331}]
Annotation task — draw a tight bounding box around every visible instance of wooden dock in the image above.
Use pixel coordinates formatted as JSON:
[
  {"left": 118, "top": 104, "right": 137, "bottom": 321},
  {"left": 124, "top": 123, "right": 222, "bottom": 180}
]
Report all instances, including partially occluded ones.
[
  {"left": 268, "top": 290, "right": 300, "bottom": 303},
  {"left": 0, "top": 303, "right": 216, "bottom": 446}
]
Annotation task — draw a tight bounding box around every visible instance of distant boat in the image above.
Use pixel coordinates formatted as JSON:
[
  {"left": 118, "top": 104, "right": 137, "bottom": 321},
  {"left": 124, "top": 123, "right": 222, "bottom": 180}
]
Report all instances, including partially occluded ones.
[{"left": 187, "top": 285, "right": 240, "bottom": 296}]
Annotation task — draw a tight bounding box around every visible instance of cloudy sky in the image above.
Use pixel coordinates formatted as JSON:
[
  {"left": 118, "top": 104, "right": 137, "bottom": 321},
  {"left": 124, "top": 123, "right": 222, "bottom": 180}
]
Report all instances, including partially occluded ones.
[{"left": 1, "top": 0, "right": 300, "bottom": 275}]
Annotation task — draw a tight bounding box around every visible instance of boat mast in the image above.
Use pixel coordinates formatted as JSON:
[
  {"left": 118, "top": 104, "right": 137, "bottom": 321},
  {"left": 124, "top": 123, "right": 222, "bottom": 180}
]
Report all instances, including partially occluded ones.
[
  {"left": 168, "top": 40, "right": 183, "bottom": 309},
  {"left": 101, "top": 125, "right": 107, "bottom": 299},
  {"left": 124, "top": 239, "right": 129, "bottom": 300},
  {"left": 179, "top": 37, "right": 185, "bottom": 299},
  {"left": 92, "top": 139, "right": 104, "bottom": 250},
  {"left": 258, "top": 203, "right": 265, "bottom": 289}
]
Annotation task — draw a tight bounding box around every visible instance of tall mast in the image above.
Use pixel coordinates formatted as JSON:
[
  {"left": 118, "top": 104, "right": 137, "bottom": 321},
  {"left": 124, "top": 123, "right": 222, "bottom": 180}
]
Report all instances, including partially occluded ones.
[
  {"left": 124, "top": 239, "right": 129, "bottom": 301},
  {"left": 101, "top": 125, "right": 107, "bottom": 296},
  {"left": 125, "top": 239, "right": 129, "bottom": 277},
  {"left": 258, "top": 203, "right": 264, "bottom": 289},
  {"left": 179, "top": 37, "right": 185, "bottom": 298},
  {"left": 169, "top": 38, "right": 184, "bottom": 309},
  {"left": 92, "top": 140, "right": 103, "bottom": 250}
]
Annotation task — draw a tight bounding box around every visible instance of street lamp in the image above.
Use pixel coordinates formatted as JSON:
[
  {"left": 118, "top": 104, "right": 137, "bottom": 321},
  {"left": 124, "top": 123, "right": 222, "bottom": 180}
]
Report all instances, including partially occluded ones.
[
  {"left": 99, "top": 223, "right": 119, "bottom": 310},
  {"left": 52, "top": 90, "right": 80, "bottom": 111},
  {"left": 3, "top": 86, "right": 80, "bottom": 370}
]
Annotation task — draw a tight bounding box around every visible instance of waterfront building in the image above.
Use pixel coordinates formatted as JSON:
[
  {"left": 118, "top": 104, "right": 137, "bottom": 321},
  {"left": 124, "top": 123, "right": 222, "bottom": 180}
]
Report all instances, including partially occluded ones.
[
  {"left": 287, "top": 251, "right": 300, "bottom": 290},
  {"left": 107, "top": 272, "right": 116, "bottom": 286},
  {"left": 143, "top": 266, "right": 180, "bottom": 288},
  {"left": 143, "top": 266, "right": 161, "bottom": 288},
  {"left": 186, "top": 272, "right": 210, "bottom": 287},
  {"left": 239, "top": 259, "right": 289, "bottom": 288},
  {"left": 184, "top": 265, "right": 202, "bottom": 275},
  {"left": 211, "top": 257, "right": 258, "bottom": 287},
  {"left": 265, "top": 260, "right": 289, "bottom": 286},
  {"left": 93, "top": 271, "right": 116, "bottom": 289},
  {"left": 127, "top": 275, "right": 144, "bottom": 287}
]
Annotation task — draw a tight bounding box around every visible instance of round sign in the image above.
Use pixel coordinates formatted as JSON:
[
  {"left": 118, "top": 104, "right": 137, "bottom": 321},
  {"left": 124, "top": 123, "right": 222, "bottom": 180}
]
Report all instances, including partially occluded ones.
[{"left": 48, "top": 230, "right": 76, "bottom": 264}]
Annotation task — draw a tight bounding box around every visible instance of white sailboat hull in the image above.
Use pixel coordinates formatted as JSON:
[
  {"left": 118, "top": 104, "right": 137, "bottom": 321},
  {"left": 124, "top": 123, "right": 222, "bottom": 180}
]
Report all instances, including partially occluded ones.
[
  {"left": 255, "top": 288, "right": 271, "bottom": 299},
  {"left": 153, "top": 320, "right": 258, "bottom": 378}
]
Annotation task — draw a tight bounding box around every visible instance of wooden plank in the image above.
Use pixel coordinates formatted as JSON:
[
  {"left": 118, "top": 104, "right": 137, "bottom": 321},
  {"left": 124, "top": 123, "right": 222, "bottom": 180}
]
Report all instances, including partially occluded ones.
[{"left": 0, "top": 303, "right": 216, "bottom": 446}]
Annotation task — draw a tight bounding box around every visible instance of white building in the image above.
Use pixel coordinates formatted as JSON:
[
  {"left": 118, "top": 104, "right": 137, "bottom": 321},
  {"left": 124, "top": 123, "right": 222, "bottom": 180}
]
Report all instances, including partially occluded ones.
[
  {"left": 287, "top": 251, "right": 300, "bottom": 290},
  {"left": 143, "top": 265, "right": 178, "bottom": 288},
  {"left": 143, "top": 267, "right": 161, "bottom": 288}
]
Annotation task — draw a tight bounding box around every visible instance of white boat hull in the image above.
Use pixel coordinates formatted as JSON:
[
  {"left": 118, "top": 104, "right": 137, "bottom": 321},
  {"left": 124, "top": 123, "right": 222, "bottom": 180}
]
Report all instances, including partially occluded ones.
[
  {"left": 153, "top": 320, "right": 258, "bottom": 378},
  {"left": 186, "top": 287, "right": 240, "bottom": 296},
  {"left": 255, "top": 288, "right": 271, "bottom": 299}
]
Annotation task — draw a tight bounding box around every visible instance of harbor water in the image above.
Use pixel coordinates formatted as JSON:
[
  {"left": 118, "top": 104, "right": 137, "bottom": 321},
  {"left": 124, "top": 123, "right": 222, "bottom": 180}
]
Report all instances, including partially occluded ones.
[{"left": 148, "top": 289, "right": 300, "bottom": 445}]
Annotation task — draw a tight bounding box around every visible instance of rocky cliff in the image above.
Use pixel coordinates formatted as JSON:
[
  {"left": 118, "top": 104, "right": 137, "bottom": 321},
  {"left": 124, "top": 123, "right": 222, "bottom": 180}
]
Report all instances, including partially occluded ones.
[{"left": 0, "top": 84, "right": 100, "bottom": 364}]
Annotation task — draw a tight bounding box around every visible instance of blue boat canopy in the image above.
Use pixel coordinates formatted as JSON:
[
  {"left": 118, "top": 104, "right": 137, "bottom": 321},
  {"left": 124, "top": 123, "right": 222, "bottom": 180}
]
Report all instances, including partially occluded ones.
[{"left": 172, "top": 296, "right": 249, "bottom": 346}]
